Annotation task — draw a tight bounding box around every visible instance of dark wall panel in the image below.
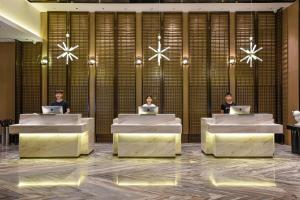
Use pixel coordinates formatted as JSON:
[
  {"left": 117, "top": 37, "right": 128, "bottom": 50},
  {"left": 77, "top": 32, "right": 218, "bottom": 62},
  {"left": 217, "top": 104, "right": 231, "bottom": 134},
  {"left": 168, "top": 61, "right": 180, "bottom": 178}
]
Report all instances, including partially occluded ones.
[
  {"left": 95, "top": 13, "right": 115, "bottom": 141},
  {"left": 117, "top": 13, "right": 136, "bottom": 114},
  {"left": 22, "top": 42, "right": 42, "bottom": 114},
  {"left": 188, "top": 13, "right": 208, "bottom": 134},
  {"left": 142, "top": 13, "right": 161, "bottom": 108},
  {"left": 235, "top": 12, "right": 256, "bottom": 110},
  {"left": 162, "top": 13, "right": 183, "bottom": 118},
  {"left": 70, "top": 12, "right": 90, "bottom": 117},
  {"left": 210, "top": 13, "right": 230, "bottom": 114},
  {"left": 48, "top": 12, "right": 68, "bottom": 103},
  {"left": 257, "top": 12, "right": 276, "bottom": 116}
]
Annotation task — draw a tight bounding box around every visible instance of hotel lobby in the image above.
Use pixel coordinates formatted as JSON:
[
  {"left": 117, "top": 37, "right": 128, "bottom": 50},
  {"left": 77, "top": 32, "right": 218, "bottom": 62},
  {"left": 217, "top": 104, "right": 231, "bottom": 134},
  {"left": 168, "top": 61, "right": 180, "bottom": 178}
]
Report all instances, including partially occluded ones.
[{"left": 1, "top": 0, "right": 300, "bottom": 199}]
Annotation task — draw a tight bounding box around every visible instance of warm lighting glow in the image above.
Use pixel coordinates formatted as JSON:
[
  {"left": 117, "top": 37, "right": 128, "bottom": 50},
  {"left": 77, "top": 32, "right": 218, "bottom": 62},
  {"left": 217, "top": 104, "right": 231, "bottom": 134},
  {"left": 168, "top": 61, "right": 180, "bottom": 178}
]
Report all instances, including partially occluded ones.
[
  {"left": 18, "top": 175, "right": 86, "bottom": 187},
  {"left": 136, "top": 57, "right": 142, "bottom": 65},
  {"left": 40, "top": 57, "right": 48, "bottom": 65},
  {"left": 88, "top": 58, "right": 96, "bottom": 65},
  {"left": 116, "top": 176, "right": 178, "bottom": 186},
  {"left": 209, "top": 175, "right": 276, "bottom": 187},
  {"left": 182, "top": 57, "right": 189, "bottom": 65}
]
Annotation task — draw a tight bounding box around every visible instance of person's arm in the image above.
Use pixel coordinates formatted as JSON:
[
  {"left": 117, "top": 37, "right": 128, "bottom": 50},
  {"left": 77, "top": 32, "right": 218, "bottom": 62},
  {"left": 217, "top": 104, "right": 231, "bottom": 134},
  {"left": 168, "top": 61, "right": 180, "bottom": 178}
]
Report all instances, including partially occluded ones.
[
  {"left": 221, "top": 104, "right": 225, "bottom": 114},
  {"left": 65, "top": 102, "right": 70, "bottom": 114}
]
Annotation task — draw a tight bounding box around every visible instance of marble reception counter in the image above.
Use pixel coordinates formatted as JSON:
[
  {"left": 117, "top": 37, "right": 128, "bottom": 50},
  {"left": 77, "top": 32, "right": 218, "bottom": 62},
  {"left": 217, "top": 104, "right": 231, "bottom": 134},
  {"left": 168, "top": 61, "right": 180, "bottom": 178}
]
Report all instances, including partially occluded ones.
[
  {"left": 9, "top": 114, "right": 94, "bottom": 158},
  {"left": 111, "top": 114, "right": 182, "bottom": 158},
  {"left": 201, "top": 114, "right": 283, "bottom": 157}
]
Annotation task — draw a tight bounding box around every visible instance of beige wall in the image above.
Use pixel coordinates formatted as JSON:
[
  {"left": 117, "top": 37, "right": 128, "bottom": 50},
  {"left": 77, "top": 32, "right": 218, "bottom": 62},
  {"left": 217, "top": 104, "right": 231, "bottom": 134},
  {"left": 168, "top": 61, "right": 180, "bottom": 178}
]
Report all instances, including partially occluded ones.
[{"left": 0, "top": 42, "right": 15, "bottom": 120}]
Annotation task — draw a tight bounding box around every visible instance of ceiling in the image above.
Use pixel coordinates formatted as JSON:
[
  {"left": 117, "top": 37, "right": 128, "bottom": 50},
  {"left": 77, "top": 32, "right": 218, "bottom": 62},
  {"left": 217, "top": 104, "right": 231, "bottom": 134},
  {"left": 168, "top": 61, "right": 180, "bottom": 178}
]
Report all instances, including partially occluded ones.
[{"left": 27, "top": 0, "right": 296, "bottom": 3}]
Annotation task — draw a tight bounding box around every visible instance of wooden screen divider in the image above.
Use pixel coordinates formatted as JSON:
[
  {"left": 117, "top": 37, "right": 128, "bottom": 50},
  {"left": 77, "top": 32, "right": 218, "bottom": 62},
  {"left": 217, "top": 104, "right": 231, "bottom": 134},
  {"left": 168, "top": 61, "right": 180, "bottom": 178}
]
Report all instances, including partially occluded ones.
[
  {"left": 69, "top": 12, "right": 90, "bottom": 117},
  {"left": 235, "top": 12, "right": 256, "bottom": 110},
  {"left": 95, "top": 13, "right": 136, "bottom": 142},
  {"left": 188, "top": 13, "right": 209, "bottom": 136},
  {"left": 47, "top": 12, "right": 68, "bottom": 104},
  {"left": 209, "top": 13, "right": 230, "bottom": 114}
]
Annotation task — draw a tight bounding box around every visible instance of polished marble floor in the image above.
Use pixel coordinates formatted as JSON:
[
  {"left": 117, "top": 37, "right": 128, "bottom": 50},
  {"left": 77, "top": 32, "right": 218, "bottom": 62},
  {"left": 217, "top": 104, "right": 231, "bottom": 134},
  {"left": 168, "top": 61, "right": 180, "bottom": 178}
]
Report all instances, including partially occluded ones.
[{"left": 0, "top": 143, "right": 300, "bottom": 200}]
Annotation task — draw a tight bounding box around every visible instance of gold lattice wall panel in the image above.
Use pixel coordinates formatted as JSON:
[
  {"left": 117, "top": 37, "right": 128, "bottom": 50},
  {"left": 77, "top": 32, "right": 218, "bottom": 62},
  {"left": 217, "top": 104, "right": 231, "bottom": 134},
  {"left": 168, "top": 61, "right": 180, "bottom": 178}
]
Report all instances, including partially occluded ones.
[{"left": 188, "top": 13, "right": 209, "bottom": 134}]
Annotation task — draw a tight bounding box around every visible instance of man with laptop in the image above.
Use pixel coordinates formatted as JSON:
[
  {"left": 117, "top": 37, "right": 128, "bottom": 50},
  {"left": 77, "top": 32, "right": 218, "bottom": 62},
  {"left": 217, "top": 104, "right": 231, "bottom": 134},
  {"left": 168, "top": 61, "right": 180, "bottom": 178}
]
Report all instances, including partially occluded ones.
[{"left": 49, "top": 90, "right": 70, "bottom": 114}]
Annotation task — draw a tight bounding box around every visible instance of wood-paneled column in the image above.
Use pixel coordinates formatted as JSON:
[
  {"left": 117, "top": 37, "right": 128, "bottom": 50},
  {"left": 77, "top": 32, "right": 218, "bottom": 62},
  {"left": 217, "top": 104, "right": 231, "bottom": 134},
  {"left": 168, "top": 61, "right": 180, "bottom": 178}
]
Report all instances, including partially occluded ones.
[
  {"left": 40, "top": 12, "right": 48, "bottom": 106},
  {"left": 89, "top": 13, "right": 96, "bottom": 117},
  {"left": 229, "top": 12, "right": 236, "bottom": 101},
  {"left": 136, "top": 13, "right": 142, "bottom": 110},
  {"left": 183, "top": 13, "right": 189, "bottom": 135}
]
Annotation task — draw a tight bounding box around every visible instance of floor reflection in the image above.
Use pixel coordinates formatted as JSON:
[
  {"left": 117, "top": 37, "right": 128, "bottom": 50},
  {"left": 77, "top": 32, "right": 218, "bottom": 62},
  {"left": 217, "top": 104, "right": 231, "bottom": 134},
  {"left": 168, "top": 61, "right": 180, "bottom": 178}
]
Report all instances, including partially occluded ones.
[{"left": 18, "top": 169, "right": 87, "bottom": 187}]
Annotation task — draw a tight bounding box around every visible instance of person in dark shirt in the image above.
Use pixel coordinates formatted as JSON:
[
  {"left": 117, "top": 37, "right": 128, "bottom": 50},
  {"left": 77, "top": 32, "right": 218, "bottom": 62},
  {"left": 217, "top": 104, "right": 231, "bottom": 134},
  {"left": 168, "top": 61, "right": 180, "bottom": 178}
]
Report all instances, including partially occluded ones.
[
  {"left": 221, "top": 92, "right": 236, "bottom": 114},
  {"left": 50, "top": 90, "right": 70, "bottom": 114}
]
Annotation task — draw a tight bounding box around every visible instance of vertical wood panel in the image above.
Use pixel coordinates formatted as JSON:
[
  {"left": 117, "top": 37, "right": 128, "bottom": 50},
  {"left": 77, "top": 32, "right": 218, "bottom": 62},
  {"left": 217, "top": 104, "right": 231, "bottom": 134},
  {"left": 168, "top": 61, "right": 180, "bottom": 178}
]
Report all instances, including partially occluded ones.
[
  {"left": 162, "top": 13, "right": 183, "bottom": 119},
  {"left": 22, "top": 42, "right": 42, "bottom": 114},
  {"left": 117, "top": 13, "right": 136, "bottom": 114},
  {"left": 210, "top": 13, "right": 230, "bottom": 114},
  {"left": 142, "top": 13, "right": 161, "bottom": 108},
  {"left": 70, "top": 12, "right": 90, "bottom": 117},
  {"left": 48, "top": 12, "right": 68, "bottom": 103},
  {"left": 95, "top": 13, "right": 115, "bottom": 142},
  {"left": 235, "top": 12, "right": 256, "bottom": 110},
  {"left": 257, "top": 12, "right": 276, "bottom": 116},
  {"left": 188, "top": 13, "right": 208, "bottom": 135}
]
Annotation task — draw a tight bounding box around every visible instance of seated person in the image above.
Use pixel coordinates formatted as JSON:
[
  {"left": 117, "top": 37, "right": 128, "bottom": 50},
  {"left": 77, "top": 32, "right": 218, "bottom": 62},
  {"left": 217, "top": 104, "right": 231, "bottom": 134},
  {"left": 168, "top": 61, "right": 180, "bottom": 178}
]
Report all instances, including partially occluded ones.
[
  {"left": 142, "top": 95, "right": 156, "bottom": 107},
  {"left": 50, "top": 90, "right": 70, "bottom": 114},
  {"left": 221, "top": 92, "right": 236, "bottom": 114}
]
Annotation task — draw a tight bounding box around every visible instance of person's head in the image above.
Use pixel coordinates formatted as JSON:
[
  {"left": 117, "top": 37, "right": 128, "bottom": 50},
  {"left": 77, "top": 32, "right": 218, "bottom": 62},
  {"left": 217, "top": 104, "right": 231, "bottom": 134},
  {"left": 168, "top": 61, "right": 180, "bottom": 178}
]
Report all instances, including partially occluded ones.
[
  {"left": 55, "top": 90, "right": 64, "bottom": 101},
  {"left": 224, "top": 92, "right": 233, "bottom": 103},
  {"left": 146, "top": 95, "right": 153, "bottom": 105}
]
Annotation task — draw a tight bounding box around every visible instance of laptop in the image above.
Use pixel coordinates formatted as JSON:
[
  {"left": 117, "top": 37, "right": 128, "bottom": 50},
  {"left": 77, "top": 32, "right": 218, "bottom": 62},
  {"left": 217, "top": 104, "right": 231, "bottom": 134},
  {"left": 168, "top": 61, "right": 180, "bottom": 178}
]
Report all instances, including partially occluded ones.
[
  {"left": 229, "top": 106, "right": 251, "bottom": 115},
  {"left": 42, "top": 106, "right": 63, "bottom": 114},
  {"left": 138, "top": 106, "right": 159, "bottom": 115}
]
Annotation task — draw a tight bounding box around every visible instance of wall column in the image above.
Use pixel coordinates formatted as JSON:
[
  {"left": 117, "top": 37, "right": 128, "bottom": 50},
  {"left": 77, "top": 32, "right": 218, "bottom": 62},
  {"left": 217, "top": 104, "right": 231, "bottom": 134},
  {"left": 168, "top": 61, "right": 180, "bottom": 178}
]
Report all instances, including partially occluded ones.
[
  {"left": 183, "top": 13, "right": 189, "bottom": 135},
  {"left": 89, "top": 13, "right": 96, "bottom": 117},
  {"left": 229, "top": 12, "right": 236, "bottom": 101},
  {"left": 40, "top": 12, "right": 48, "bottom": 106},
  {"left": 136, "top": 13, "right": 143, "bottom": 110}
]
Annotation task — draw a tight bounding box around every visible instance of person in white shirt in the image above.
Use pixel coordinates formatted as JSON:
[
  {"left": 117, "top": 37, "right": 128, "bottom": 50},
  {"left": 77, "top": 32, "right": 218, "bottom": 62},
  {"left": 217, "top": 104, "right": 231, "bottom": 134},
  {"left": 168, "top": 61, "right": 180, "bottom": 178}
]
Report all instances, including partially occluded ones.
[{"left": 142, "top": 95, "right": 156, "bottom": 107}]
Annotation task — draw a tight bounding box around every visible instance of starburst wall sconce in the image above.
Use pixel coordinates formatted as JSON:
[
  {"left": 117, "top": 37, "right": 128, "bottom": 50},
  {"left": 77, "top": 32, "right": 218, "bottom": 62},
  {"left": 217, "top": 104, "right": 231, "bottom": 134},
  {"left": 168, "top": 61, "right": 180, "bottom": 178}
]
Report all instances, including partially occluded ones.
[{"left": 57, "top": 33, "right": 79, "bottom": 65}]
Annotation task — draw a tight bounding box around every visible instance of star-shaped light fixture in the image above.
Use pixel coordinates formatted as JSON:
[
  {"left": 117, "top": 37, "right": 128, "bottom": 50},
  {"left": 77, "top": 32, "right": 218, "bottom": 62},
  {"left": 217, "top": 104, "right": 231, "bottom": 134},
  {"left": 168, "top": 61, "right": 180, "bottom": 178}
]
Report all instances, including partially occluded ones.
[
  {"left": 148, "top": 35, "right": 170, "bottom": 66},
  {"left": 57, "top": 33, "right": 79, "bottom": 65},
  {"left": 240, "top": 37, "right": 263, "bottom": 67}
]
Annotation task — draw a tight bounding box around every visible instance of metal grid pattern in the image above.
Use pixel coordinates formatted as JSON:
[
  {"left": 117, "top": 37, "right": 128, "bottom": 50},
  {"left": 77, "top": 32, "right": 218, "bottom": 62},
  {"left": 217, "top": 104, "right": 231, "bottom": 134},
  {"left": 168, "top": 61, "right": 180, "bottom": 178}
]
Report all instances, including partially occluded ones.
[
  {"left": 47, "top": 12, "right": 68, "bottom": 104},
  {"left": 282, "top": 11, "right": 288, "bottom": 136},
  {"left": 162, "top": 13, "right": 183, "bottom": 118},
  {"left": 70, "top": 12, "right": 90, "bottom": 117},
  {"left": 142, "top": 13, "right": 161, "bottom": 108},
  {"left": 95, "top": 13, "right": 115, "bottom": 141},
  {"left": 257, "top": 12, "right": 276, "bottom": 116},
  {"left": 21, "top": 42, "right": 42, "bottom": 114},
  {"left": 235, "top": 12, "right": 256, "bottom": 110},
  {"left": 188, "top": 13, "right": 208, "bottom": 134},
  {"left": 117, "top": 13, "right": 136, "bottom": 114},
  {"left": 209, "top": 13, "right": 230, "bottom": 114}
]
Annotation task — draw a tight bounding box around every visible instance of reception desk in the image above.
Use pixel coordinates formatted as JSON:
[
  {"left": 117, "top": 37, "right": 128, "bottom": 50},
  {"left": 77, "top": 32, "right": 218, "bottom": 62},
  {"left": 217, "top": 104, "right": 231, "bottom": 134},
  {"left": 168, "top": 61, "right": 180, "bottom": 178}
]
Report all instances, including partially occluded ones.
[
  {"left": 111, "top": 114, "right": 182, "bottom": 158},
  {"left": 201, "top": 114, "right": 283, "bottom": 157},
  {"left": 9, "top": 114, "right": 94, "bottom": 158}
]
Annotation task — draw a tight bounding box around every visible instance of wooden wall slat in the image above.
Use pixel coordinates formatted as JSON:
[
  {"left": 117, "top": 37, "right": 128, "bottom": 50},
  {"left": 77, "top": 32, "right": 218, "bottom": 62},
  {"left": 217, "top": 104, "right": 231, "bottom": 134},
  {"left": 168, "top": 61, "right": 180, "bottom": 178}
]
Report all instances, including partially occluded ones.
[
  {"left": 142, "top": 13, "right": 161, "bottom": 108},
  {"left": 235, "top": 12, "right": 256, "bottom": 110},
  {"left": 162, "top": 13, "right": 183, "bottom": 118},
  {"left": 70, "top": 12, "right": 90, "bottom": 117},
  {"left": 22, "top": 42, "right": 42, "bottom": 114},
  {"left": 257, "top": 12, "right": 276, "bottom": 116},
  {"left": 95, "top": 13, "right": 115, "bottom": 142},
  {"left": 188, "top": 13, "right": 208, "bottom": 134},
  {"left": 48, "top": 12, "right": 68, "bottom": 103},
  {"left": 117, "top": 13, "right": 136, "bottom": 114},
  {"left": 210, "top": 13, "right": 230, "bottom": 114}
]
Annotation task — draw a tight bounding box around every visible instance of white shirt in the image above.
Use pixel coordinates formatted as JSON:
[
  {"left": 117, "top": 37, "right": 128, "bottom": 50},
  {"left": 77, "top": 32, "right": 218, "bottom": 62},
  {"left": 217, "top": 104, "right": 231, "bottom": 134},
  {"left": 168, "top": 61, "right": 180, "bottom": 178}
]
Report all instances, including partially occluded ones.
[{"left": 142, "top": 103, "right": 156, "bottom": 107}]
